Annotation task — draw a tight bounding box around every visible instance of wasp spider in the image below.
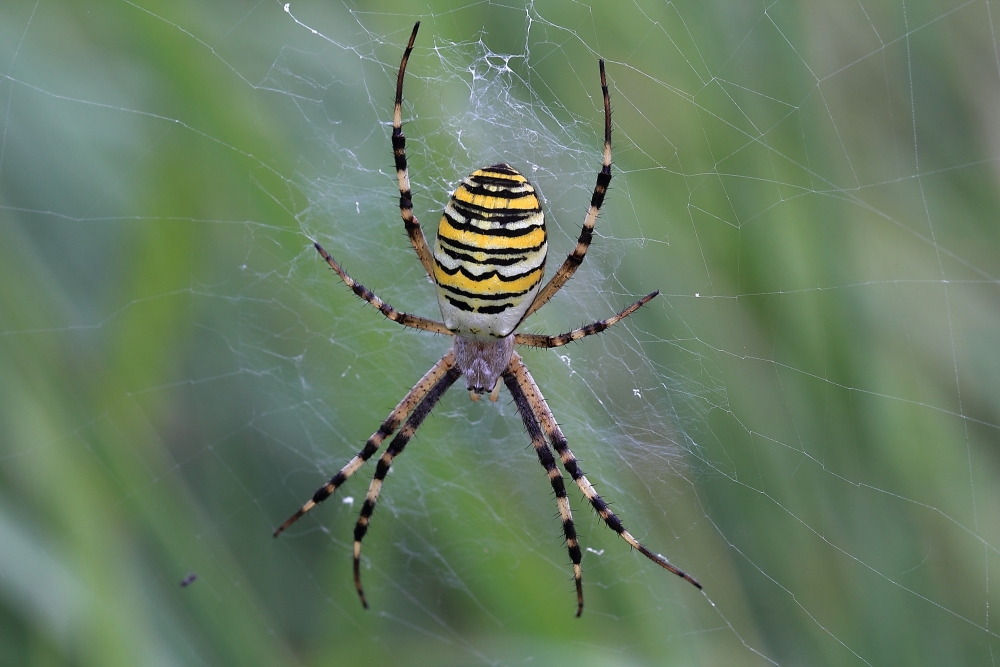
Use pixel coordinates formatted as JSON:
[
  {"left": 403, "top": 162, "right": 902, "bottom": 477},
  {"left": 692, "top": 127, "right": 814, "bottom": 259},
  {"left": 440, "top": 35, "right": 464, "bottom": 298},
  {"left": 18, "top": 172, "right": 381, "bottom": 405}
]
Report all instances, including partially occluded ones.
[{"left": 274, "top": 22, "right": 701, "bottom": 616}]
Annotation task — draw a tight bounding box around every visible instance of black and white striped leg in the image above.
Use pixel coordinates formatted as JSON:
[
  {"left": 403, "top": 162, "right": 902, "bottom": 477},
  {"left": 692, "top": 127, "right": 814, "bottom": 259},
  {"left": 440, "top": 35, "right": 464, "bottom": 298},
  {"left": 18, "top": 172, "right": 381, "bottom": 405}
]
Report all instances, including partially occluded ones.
[
  {"left": 507, "top": 352, "right": 702, "bottom": 590},
  {"left": 515, "top": 291, "right": 659, "bottom": 349},
  {"left": 352, "top": 364, "right": 463, "bottom": 608},
  {"left": 313, "top": 242, "right": 451, "bottom": 336},
  {"left": 503, "top": 370, "right": 585, "bottom": 616},
  {"left": 519, "top": 59, "right": 613, "bottom": 324},
  {"left": 393, "top": 21, "right": 437, "bottom": 282},
  {"left": 273, "top": 352, "right": 458, "bottom": 537}
]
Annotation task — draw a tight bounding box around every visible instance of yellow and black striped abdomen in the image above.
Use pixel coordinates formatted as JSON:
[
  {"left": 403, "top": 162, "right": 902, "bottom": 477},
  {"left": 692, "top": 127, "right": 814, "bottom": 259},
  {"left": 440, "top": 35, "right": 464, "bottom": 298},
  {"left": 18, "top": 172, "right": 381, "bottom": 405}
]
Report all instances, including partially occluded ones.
[{"left": 433, "top": 164, "right": 547, "bottom": 338}]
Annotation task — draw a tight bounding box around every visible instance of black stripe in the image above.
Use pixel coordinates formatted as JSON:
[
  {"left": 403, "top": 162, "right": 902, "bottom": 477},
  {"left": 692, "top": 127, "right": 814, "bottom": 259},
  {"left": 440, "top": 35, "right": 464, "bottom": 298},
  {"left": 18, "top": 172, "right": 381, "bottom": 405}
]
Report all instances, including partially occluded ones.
[
  {"left": 437, "top": 246, "right": 529, "bottom": 268},
  {"left": 438, "top": 281, "right": 536, "bottom": 302},
  {"left": 434, "top": 258, "right": 541, "bottom": 283},
  {"left": 392, "top": 131, "right": 407, "bottom": 173},
  {"left": 437, "top": 243, "right": 533, "bottom": 267},
  {"left": 467, "top": 174, "right": 530, "bottom": 190},
  {"left": 443, "top": 210, "right": 544, "bottom": 236},
  {"left": 451, "top": 197, "right": 541, "bottom": 219},
  {"left": 311, "top": 476, "right": 339, "bottom": 504},
  {"left": 590, "top": 168, "right": 612, "bottom": 209},
  {"left": 436, "top": 233, "right": 545, "bottom": 258},
  {"left": 444, "top": 296, "right": 513, "bottom": 315},
  {"left": 475, "top": 303, "right": 511, "bottom": 314},
  {"left": 441, "top": 296, "right": 518, "bottom": 315},
  {"left": 458, "top": 182, "right": 535, "bottom": 199},
  {"left": 481, "top": 163, "right": 518, "bottom": 175},
  {"left": 443, "top": 295, "right": 476, "bottom": 312}
]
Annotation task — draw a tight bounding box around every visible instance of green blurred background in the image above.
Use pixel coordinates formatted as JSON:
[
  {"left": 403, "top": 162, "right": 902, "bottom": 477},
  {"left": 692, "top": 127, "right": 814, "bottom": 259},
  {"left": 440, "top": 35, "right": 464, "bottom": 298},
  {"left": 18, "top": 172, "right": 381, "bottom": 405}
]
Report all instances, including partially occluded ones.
[{"left": 2, "top": 0, "right": 999, "bottom": 665}]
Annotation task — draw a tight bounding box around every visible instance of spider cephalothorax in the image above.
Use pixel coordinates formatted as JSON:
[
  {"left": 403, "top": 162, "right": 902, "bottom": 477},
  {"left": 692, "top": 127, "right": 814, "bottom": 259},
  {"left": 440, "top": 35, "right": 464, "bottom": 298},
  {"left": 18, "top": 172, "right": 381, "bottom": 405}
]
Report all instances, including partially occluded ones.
[{"left": 273, "top": 21, "right": 701, "bottom": 616}]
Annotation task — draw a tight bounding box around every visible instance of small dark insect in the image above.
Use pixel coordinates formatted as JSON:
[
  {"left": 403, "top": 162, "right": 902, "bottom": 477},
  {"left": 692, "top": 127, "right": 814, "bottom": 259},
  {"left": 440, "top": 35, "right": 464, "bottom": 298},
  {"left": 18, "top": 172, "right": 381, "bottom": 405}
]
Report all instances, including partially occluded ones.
[
  {"left": 273, "top": 21, "right": 701, "bottom": 616},
  {"left": 179, "top": 573, "right": 198, "bottom": 588}
]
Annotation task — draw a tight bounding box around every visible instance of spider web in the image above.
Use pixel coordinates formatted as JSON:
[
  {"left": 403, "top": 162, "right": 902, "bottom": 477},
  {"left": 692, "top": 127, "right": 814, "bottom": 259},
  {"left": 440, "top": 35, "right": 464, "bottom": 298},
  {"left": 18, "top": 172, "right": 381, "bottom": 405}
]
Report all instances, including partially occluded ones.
[{"left": 1, "top": 0, "right": 999, "bottom": 664}]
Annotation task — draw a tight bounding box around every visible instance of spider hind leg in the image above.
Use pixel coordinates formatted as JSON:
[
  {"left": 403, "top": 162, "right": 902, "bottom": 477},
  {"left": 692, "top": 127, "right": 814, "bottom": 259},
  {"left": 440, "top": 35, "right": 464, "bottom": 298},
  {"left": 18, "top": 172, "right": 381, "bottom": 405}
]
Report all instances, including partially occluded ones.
[
  {"left": 272, "top": 352, "right": 458, "bottom": 538},
  {"left": 506, "top": 351, "right": 702, "bottom": 594},
  {"left": 352, "top": 362, "right": 462, "bottom": 607},
  {"left": 503, "top": 367, "right": 585, "bottom": 616}
]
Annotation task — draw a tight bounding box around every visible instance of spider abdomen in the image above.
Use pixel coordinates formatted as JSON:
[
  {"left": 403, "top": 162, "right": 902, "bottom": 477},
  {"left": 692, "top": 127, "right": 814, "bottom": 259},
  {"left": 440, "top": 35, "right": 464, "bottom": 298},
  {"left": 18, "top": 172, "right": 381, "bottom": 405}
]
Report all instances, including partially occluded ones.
[{"left": 433, "top": 163, "right": 547, "bottom": 338}]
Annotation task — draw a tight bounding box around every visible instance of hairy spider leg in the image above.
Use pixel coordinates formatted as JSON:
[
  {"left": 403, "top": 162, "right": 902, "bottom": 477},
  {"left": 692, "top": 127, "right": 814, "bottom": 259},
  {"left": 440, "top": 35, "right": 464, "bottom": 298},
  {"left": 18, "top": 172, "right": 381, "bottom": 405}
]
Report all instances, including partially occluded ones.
[
  {"left": 507, "top": 352, "right": 702, "bottom": 590},
  {"left": 393, "top": 21, "right": 437, "bottom": 282},
  {"left": 352, "top": 363, "right": 462, "bottom": 607},
  {"left": 273, "top": 352, "right": 457, "bottom": 537},
  {"left": 515, "top": 291, "right": 659, "bottom": 348},
  {"left": 517, "top": 59, "right": 614, "bottom": 326},
  {"left": 313, "top": 242, "right": 451, "bottom": 336},
  {"left": 503, "top": 369, "right": 585, "bottom": 615}
]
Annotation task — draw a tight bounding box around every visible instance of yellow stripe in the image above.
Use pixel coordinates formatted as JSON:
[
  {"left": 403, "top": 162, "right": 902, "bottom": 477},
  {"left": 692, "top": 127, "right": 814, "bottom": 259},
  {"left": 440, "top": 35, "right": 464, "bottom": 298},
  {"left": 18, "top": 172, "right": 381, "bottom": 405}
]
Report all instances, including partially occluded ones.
[
  {"left": 434, "top": 265, "right": 543, "bottom": 296},
  {"left": 438, "top": 215, "right": 545, "bottom": 251},
  {"left": 453, "top": 187, "right": 540, "bottom": 211}
]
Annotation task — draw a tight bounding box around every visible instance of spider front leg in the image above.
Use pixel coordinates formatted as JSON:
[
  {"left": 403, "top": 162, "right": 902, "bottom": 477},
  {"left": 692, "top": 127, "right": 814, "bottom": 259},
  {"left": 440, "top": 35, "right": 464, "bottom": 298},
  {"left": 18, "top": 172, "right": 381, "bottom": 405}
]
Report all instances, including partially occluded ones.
[
  {"left": 518, "top": 59, "right": 613, "bottom": 325},
  {"left": 352, "top": 363, "right": 462, "bottom": 607},
  {"left": 503, "top": 370, "right": 585, "bottom": 616},
  {"left": 506, "top": 352, "right": 702, "bottom": 590},
  {"left": 273, "top": 351, "right": 458, "bottom": 537},
  {"left": 392, "top": 21, "right": 437, "bottom": 282}
]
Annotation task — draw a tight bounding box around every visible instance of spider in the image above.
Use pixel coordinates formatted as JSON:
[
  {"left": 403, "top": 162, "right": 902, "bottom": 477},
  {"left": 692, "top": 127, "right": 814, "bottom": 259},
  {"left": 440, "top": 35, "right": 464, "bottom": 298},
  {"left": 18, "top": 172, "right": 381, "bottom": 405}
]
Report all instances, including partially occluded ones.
[{"left": 274, "top": 21, "right": 701, "bottom": 616}]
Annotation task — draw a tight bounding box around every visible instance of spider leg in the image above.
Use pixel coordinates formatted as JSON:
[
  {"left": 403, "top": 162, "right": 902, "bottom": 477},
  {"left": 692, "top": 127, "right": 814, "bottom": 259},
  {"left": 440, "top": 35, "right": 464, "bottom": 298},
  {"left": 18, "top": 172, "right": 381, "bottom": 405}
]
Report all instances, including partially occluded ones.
[
  {"left": 314, "top": 242, "right": 451, "bottom": 336},
  {"left": 506, "top": 352, "right": 702, "bottom": 590},
  {"left": 393, "top": 21, "right": 437, "bottom": 282},
  {"left": 503, "top": 370, "right": 585, "bottom": 616},
  {"left": 352, "top": 363, "right": 462, "bottom": 608},
  {"left": 273, "top": 351, "right": 458, "bottom": 537},
  {"left": 517, "top": 60, "right": 612, "bottom": 325},
  {"left": 514, "top": 291, "right": 658, "bottom": 349}
]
